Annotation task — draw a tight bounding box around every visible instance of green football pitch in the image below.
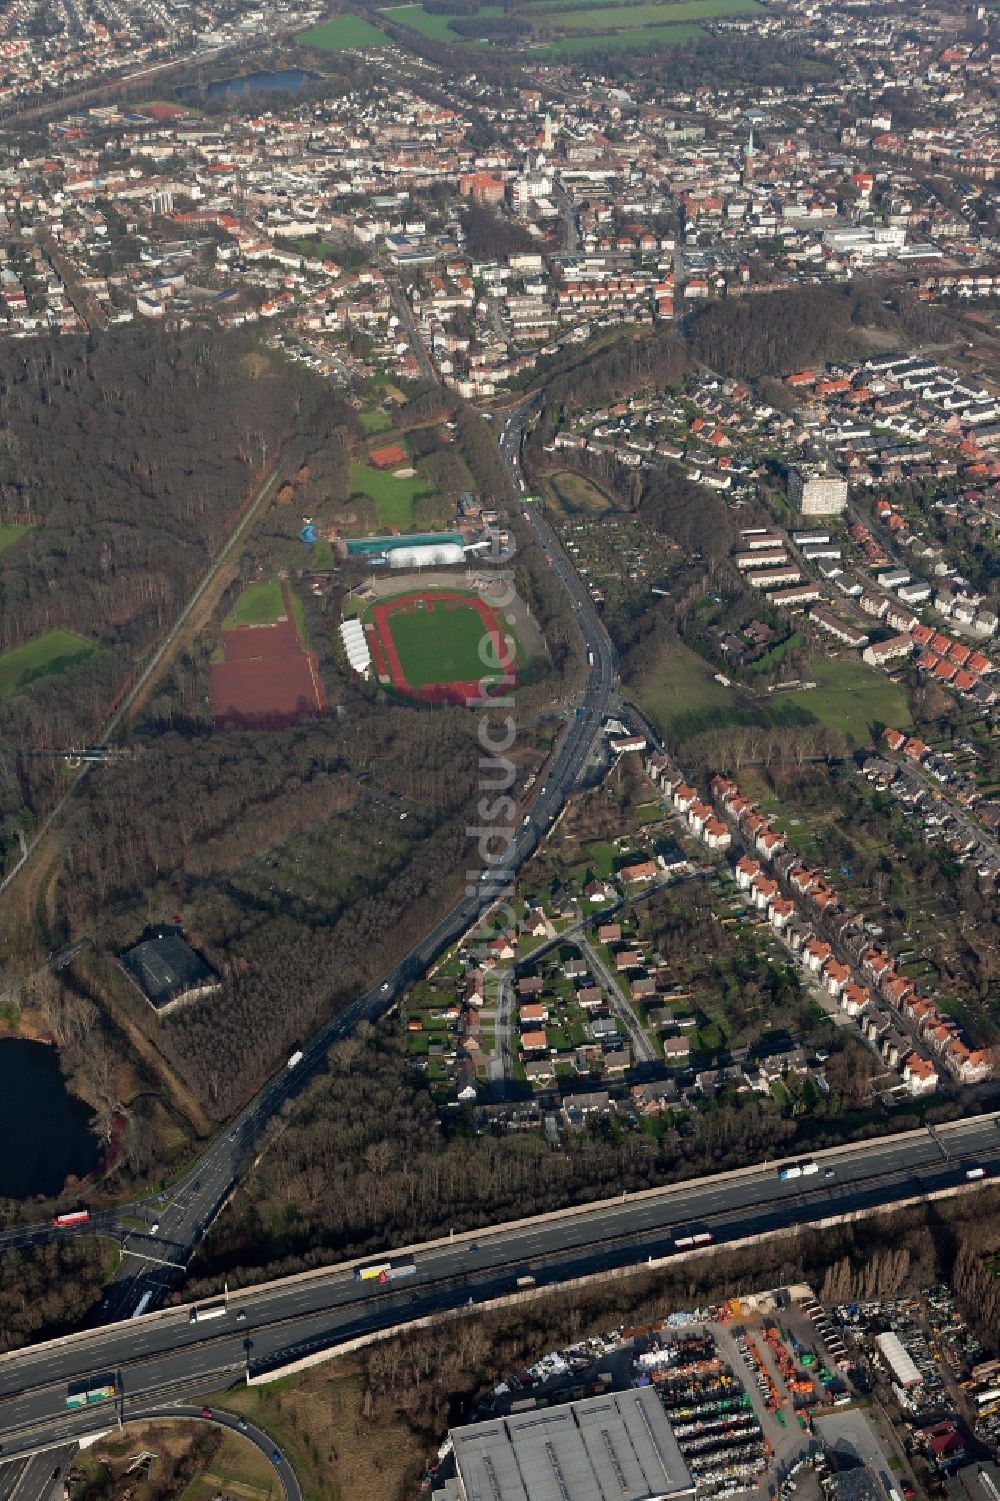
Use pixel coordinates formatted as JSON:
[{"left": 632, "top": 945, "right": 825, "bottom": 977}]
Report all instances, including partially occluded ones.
[{"left": 385, "top": 600, "right": 512, "bottom": 689}]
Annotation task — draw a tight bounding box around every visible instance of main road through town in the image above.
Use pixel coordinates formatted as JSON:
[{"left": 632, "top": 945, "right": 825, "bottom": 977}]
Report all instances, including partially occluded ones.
[
  {"left": 2, "top": 1116, "right": 1000, "bottom": 1460},
  {"left": 0, "top": 399, "right": 617, "bottom": 1330}
]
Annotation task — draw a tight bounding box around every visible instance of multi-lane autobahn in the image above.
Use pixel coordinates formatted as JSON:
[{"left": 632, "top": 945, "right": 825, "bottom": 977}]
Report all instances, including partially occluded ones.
[{"left": 2, "top": 1116, "right": 999, "bottom": 1463}]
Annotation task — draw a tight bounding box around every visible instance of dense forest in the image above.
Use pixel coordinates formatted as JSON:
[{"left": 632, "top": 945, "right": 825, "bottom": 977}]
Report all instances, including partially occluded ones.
[
  {"left": 52, "top": 702, "right": 489, "bottom": 1120},
  {"left": 0, "top": 328, "right": 307, "bottom": 657},
  {"left": 685, "top": 281, "right": 947, "bottom": 378},
  {"left": 0, "top": 325, "right": 361, "bottom": 842},
  {"left": 0, "top": 1238, "right": 106, "bottom": 1352}
]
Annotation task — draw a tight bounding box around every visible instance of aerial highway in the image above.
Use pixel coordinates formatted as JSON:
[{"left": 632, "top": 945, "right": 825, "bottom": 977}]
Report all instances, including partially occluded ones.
[
  {"left": 1, "top": 1116, "right": 999, "bottom": 1461},
  {"left": 0, "top": 393, "right": 620, "bottom": 1329}
]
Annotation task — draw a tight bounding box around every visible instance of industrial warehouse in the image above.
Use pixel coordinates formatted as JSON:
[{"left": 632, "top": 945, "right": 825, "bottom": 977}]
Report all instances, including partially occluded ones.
[{"left": 437, "top": 1389, "right": 696, "bottom": 1501}]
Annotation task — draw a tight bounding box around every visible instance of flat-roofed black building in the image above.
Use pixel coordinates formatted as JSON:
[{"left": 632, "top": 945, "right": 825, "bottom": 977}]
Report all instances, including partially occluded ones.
[{"left": 122, "top": 924, "right": 218, "bottom": 1013}]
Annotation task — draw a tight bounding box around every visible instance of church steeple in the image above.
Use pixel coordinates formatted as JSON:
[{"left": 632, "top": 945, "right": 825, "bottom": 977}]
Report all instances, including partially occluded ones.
[{"left": 743, "top": 127, "right": 755, "bottom": 183}]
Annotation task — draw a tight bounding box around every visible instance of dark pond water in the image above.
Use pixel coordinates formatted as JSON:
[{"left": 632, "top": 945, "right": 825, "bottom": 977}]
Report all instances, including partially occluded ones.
[
  {"left": 0, "top": 1038, "right": 100, "bottom": 1199},
  {"left": 200, "top": 68, "right": 317, "bottom": 101}
]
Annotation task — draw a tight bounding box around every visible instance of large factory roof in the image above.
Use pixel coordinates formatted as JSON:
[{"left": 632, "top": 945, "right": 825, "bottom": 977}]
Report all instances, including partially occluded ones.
[{"left": 444, "top": 1388, "right": 695, "bottom": 1501}]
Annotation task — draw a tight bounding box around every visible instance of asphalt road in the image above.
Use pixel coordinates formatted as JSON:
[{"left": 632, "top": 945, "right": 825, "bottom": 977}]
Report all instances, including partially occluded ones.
[
  {"left": 2, "top": 1116, "right": 999, "bottom": 1459},
  {"left": 0, "top": 1443, "right": 73, "bottom": 1501},
  {"left": 153, "top": 1406, "right": 299, "bottom": 1501},
  {"left": 0, "top": 1411, "right": 295, "bottom": 1501}
]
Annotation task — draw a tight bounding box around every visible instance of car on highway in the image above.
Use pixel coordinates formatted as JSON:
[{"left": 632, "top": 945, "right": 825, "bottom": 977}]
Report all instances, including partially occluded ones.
[
  {"left": 239, "top": 1417, "right": 249, "bottom": 1432},
  {"left": 201, "top": 1407, "right": 213, "bottom": 1419},
  {"left": 236, "top": 1308, "right": 247, "bottom": 1321},
  {"left": 380, "top": 982, "right": 390, "bottom": 992},
  {"left": 273, "top": 1450, "right": 283, "bottom": 1465}
]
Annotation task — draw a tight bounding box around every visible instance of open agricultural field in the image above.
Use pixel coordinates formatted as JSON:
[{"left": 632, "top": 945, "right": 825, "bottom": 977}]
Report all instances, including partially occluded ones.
[
  {"left": 382, "top": 0, "right": 759, "bottom": 51},
  {"left": 535, "top": 21, "right": 705, "bottom": 49},
  {"left": 0, "top": 630, "right": 95, "bottom": 703},
  {"left": 548, "top": 0, "right": 758, "bottom": 24},
  {"left": 382, "top": 1, "right": 498, "bottom": 40},
  {"left": 364, "top": 589, "right": 518, "bottom": 704},
  {"left": 298, "top": 14, "right": 390, "bottom": 49},
  {"left": 349, "top": 460, "right": 432, "bottom": 531}
]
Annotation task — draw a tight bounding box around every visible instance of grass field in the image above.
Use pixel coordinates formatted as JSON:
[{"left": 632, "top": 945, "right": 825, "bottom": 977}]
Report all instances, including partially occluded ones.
[
  {"left": 536, "top": 21, "right": 706, "bottom": 49},
  {"left": 298, "top": 14, "right": 390, "bottom": 49},
  {"left": 0, "top": 524, "right": 33, "bottom": 556},
  {"left": 0, "top": 630, "right": 95, "bottom": 703},
  {"left": 210, "top": 1365, "right": 424, "bottom": 1501},
  {"left": 536, "top": 0, "right": 759, "bottom": 26},
  {"left": 349, "top": 460, "right": 432, "bottom": 530},
  {"left": 387, "top": 600, "right": 503, "bottom": 688},
  {"left": 382, "top": 0, "right": 755, "bottom": 48},
  {"left": 636, "top": 639, "right": 902, "bottom": 748},
  {"left": 359, "top": 407, "right": 392, "bottom": 435},
  {"left": 796, "top": 656, "right": 912, "bottom": 745},
  {"left": 547, "top": 470, "right": 614, "bottom": 515},
  {"left": 179, "top": 1432, "right": 280, "bottom": 1501},
  {"left": 224, "top": 579, "right": 286, "bottom": 630},
  {"left": 637, "top": 641, "right": 740, "bottom": 741},
  {"left": 382, "top": 1, "right": 498, "bottom": 39}
]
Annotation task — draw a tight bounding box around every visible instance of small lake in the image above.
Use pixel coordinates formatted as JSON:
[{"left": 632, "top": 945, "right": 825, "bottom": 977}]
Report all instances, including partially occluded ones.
[
  {"left": 0, "top": 1039, "right": 100, "bottom": 1199},
  {"left": 197, "top": 68, "right": 318, "bottom": 101}
]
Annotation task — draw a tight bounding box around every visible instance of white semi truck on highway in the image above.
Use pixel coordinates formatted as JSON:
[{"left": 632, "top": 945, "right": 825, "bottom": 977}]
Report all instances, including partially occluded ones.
[
  {"left": 777, "top": 1160, "right": 819, "bottom": 1182},
  {"left": 189, "top": 1300, "right": 228, "bottom": 1324}
]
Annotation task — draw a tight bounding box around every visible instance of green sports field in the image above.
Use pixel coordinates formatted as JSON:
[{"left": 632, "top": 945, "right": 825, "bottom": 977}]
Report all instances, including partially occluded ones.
[
  {"left": 349, "top": 460, "right": 432, "bottom": 531},
  {"left": 298, "top": 14, "right": 390, "bottom": 49},
  {"left": 387, "top": 601, "right": 499, "bottom": 689},
  {"left": 224, "top": 579, "right": 286, "bottom": 629},
  {"left": 0, "top": 630, "right": 95, "bottom": 702}
]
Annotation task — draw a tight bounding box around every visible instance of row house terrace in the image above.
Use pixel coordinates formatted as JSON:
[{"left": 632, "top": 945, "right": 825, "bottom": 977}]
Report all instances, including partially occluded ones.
[
  {"left": 657, "top": 761, "right": 991, "bottom": 1085},
  {"left": 716, "top": 774, "right": 955, "bottom": 1092},
  {"left": 643, "top": 754, "right": 730, "bottom": 851}
]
